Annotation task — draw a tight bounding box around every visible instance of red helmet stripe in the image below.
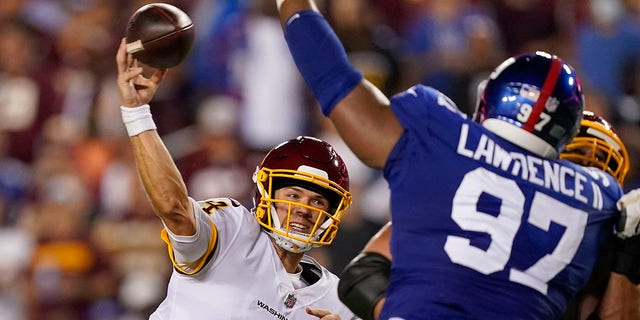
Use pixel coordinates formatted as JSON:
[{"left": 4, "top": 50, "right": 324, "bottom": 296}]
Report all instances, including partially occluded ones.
[{"left": 524, "top": 57, "right": 563, "bottom": 132}]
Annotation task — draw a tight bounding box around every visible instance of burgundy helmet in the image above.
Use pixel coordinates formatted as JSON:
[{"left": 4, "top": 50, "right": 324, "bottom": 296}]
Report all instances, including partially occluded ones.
[
  {"left": 560, "top": 110, "right": 630, "bottom": 184},
  {"left": 252, "top": 136, "right": 351, "bottom": 252}
]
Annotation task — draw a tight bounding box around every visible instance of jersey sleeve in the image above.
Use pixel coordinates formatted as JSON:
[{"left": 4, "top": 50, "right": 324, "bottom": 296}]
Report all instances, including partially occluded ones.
[
  {"left": 390, "top": 84, "right": 467, "bottom": 133},
  {"left": 385, "top": 84, "right": 467, "bottom": 184},
  {"left": 160, "top": 197, "right": 218, "bottom": 275},
  {"left": 160, "top": 196, "right": 266, "bottom": 275}
]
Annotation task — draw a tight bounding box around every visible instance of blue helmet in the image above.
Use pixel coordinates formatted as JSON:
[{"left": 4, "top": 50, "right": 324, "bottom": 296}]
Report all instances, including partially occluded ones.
[{"left": 473, "top": 52, "right": 584, "bottom": 158}]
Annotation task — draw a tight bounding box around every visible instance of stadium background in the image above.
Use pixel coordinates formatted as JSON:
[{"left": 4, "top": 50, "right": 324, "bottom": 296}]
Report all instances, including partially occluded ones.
[{"left": 1, "top": 0, "right": 640, "bottom": 318}]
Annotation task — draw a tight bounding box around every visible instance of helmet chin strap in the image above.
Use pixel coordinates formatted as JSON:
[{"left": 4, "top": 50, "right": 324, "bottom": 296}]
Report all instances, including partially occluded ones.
[{"left": 272, "top": 232, "right": 315, "bottom": 253}]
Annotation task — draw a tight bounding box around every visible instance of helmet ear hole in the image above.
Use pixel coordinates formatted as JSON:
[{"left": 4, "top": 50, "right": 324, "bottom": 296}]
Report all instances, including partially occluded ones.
[{"left": 257, "top": 170, "right": 268, "bottom": 183}]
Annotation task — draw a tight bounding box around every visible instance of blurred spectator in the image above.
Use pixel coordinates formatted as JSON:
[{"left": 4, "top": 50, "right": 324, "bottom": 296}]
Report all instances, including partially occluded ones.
[
  {"left": 370, "top": 0, "right": 414, "bottom": 33},
  {"left": 574, "top": 0, "right": 640, "bottom": 124},
  {"left": 53, "top": 1, "right": 114, "bottom": 134},
  {"left": 0, "top": 218, "right": 34, "bottom": 320},
  {"left": 93, "top": 140, "right": 169, "bottom": 318},
  {"left": 237, "top": 0, "right": 310, "bottom": 151},
  {"left": 0, "top": 19, "right": 61, "bottom": 163},
  {"left": 492, "top": 0, "right": 562, "bottom": 55},
  {"left": 0, "top": 131, "right": 31, "bottom": 225},
  {"left": 327, "top": 0, "right": 401, "bottom": 94},
  {"left": 187, "top": 0, "right": 245, "bottom": 95},
  {"left": 398, "top": 0, "right": 504, "bottom": 114},
  {"left": 20, "top": 142, "right": 97, "bottom": 318},
  {"left": 97, "top": 139, "right": 138, "bottom": 220},
  {"left": 188, "top": 0, "right": 310, "bottom": 152},
  {"left": 174, "top": 94, "right": 254, "bottom": 206}
]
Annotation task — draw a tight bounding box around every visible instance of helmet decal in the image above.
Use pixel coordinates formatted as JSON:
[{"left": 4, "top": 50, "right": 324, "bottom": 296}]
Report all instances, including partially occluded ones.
[
  {"left": 523, "top": 57, "right": 562, "bottom": 132},
  {"left": 296, "top": 165, "right": 329, "bottom": 179}
]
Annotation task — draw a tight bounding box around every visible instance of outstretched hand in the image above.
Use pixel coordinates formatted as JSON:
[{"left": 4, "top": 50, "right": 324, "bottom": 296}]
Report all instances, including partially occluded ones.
[
  {"left": 306, "top": 306, "right": 341, "bottom": 320},
  {"left": 116, "top": 38, "right": 167, "bottom": 107},
  {"left": 616, "top": 189, "right": 640, "bottom": 239}
]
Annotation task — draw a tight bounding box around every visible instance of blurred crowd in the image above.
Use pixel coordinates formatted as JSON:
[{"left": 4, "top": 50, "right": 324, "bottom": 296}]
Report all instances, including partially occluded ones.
[{"left": 1, "top": 0, "right": 640, "bottom": 319}]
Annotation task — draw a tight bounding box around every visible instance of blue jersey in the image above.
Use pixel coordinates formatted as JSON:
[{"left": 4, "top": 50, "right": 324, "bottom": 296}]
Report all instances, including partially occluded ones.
[{"left": 380, "top": 85, "right": 623, "bottom": 320}]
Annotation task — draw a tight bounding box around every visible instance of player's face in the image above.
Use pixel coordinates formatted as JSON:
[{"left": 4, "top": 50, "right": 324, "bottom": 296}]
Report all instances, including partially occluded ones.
[{"left": 273, "top": 186, "right": 330, "bottom": 235}]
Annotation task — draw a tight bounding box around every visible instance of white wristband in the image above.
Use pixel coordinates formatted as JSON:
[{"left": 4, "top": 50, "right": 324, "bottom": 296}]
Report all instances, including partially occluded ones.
[{"left": 120, "top": 104, "right": 157, "bottom": 137}]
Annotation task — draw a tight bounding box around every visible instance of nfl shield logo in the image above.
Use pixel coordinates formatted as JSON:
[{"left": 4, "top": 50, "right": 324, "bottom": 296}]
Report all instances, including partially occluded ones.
[{"left": 284, "top": 293, "right": 297, "bottom": 308}]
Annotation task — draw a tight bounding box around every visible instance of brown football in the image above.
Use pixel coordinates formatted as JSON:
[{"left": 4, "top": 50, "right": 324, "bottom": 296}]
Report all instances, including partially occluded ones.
[{"left": 125, "top": 3, "right": 195, "bottom": 68}]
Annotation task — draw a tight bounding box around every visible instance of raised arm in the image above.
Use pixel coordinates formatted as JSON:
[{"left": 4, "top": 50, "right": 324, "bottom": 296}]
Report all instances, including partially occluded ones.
[
  {"left": 277, "top": 0, "right": 403, "bottom": 169},
  {"left": 115, "top": 38, "right": 195, "bottom": 236}
]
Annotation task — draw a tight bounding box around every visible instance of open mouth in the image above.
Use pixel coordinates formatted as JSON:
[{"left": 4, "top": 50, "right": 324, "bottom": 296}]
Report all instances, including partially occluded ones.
[{"left": 288, "top": 222, "right": 311, "bottom": 234}]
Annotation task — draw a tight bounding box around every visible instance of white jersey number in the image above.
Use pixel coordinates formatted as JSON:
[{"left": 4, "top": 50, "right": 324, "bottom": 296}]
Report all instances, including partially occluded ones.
[{"left": 443, "top": 168, "right": 587, "bottom": 294}]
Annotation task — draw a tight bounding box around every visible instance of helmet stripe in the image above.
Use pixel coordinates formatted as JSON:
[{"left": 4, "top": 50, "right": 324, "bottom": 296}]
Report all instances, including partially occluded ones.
[{"left": 524, "top": 57, "right": 563, "bottom": 132}]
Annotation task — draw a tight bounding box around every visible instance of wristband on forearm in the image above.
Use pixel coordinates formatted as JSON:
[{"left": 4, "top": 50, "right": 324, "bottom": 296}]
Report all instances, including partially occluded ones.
[
  {"left": 612, "top": 235, "right": 640, "bottom": 285},
  {"left": 121, "top": 104, "right": 157, "bottom": 136}
]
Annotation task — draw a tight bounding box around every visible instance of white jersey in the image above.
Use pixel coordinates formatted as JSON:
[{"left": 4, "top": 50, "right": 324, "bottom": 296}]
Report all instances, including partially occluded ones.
[{"left": 150, "top": 197, "right": 356, "bottom": 320}]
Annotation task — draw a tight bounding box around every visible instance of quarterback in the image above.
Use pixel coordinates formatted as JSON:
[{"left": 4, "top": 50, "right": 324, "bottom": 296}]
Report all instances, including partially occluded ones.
[{"left": 114, "top": 38, "right": 357, "bottom": 320}]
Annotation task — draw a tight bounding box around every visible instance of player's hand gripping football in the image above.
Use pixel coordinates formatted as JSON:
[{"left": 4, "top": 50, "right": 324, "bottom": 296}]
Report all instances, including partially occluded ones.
[
  {"left": 616, "top": 189, "right": 640, "bottom": 239},
  {"left": 116, "top": 38, "right": 167, "bottom": 108}
]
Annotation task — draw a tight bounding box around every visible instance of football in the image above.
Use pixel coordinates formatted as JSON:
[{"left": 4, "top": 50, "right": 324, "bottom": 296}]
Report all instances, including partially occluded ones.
[{"left": 125, "top": 3, "right": 195, "bottom": 68}]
